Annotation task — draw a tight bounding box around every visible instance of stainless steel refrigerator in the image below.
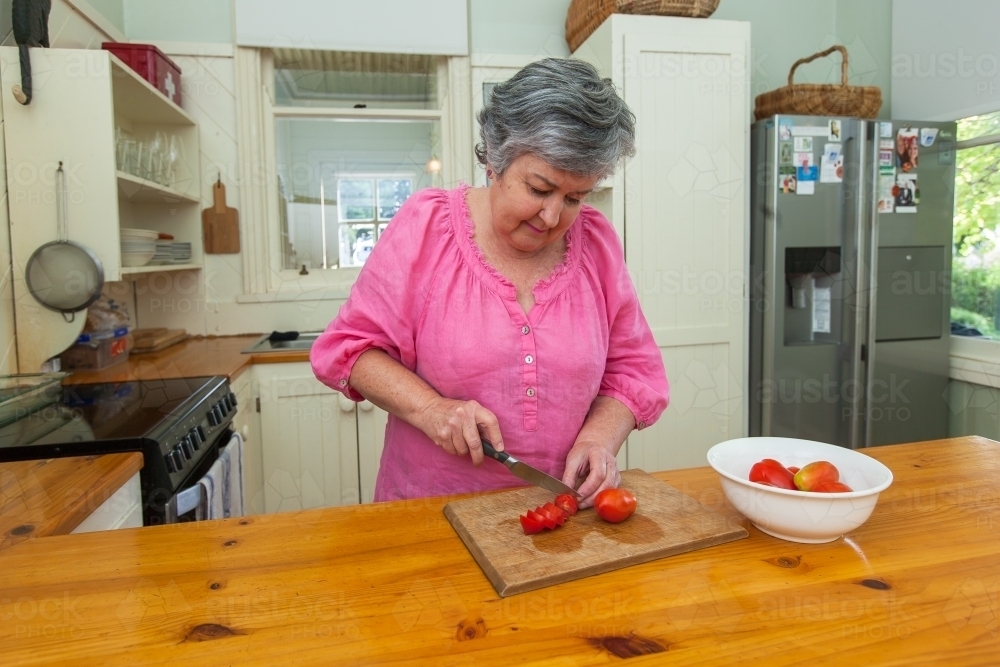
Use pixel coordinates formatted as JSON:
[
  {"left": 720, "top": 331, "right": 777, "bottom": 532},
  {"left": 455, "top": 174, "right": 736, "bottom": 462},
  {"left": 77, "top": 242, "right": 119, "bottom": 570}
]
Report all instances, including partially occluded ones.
[{"left": 749, "top": 115, "right": 956, "bottom": 448}]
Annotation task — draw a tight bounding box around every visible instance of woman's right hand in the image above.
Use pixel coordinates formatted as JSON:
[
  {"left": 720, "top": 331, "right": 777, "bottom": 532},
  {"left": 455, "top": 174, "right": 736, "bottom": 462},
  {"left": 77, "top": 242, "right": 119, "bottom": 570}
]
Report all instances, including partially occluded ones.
[{"left": 417, "top": 397, "right": 504, "bottom": 466}]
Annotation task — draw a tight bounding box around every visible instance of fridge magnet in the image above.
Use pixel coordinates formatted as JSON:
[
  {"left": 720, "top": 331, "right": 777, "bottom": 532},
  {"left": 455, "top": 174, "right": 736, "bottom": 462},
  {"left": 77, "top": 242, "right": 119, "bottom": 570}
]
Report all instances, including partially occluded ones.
[
  {"left": 879, "top": 149, "right": 894, "bottom": 167},
  {"left": 877, "top": 175, "right": 895, "bottom": 213},
  {"left": 820, "top": 152, "right": 844, "bottom": 183},
  {"left": 939, "top": 140, "right": 955, "bottom": 165},
  {"left": 794, "top": 137, "right": 813, "bottom": 152},
  {"left": 794, "top": 152, "right": 813, "bottom": 168},
  {"left": 880, "top": 122, "right": 893, "bottom": 138},
  {"left": 828, "top": 119, "right": 842, "bottom": 142},
  {"left": 779, "top": 142, "right": 793, "bottom": 165},
  {"left": 893, "top": 173, "right": 918, "bottom": 213},
  {"left": 779, "top": 166, "right": 797, "bottom": 194},
  {"left": 796, "top": 165, "right": 818, "bottom": 195},
  {"left": 791, "top": 125, "right": 830, "bottom": 137},
  {"left": 797, "top": 180, "right": 815, "bottom": 195},
  {"left": 920, "top": 128, "right": 939, "bottom": 147},
  {"left": 779, "top": 118, "right": 793, "bottom": 141},
  {"left": 896, "top": 128, "right": 919, "bottom": 172}
]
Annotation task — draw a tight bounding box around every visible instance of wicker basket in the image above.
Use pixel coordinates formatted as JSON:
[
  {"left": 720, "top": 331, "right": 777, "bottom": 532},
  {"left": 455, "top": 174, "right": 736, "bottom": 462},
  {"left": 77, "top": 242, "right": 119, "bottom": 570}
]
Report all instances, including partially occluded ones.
[
  {"left": 754, "top": 45, "right": 882, "bottom": 121},
  {"left": 566, "top": 0, "right": 720, "bottom": 53}
]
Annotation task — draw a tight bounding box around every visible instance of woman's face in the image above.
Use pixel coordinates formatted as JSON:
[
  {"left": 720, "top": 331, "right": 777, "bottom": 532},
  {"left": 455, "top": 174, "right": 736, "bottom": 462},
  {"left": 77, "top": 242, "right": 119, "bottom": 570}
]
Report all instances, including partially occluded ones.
[{"left": 488, "top": 154, "right": 599, "bottom": 257}]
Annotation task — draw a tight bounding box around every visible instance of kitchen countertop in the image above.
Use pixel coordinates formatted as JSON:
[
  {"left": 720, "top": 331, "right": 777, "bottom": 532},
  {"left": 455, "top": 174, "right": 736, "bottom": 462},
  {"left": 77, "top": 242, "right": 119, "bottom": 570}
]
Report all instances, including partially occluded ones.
[
  {"left": 63, "top": 335, "right": 311, "bottom": 385},
  {"left": 2, "top": 437, "right": 997, "bottom": 665},
  {"left": 0, "top": 453, "right": 143, "bottom": 551}
]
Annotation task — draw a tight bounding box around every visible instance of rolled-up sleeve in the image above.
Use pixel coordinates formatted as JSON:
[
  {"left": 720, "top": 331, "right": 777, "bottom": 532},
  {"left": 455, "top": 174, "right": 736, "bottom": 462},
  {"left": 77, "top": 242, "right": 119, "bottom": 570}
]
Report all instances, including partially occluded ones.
[
  {"left": 310, "top": 189, "right": 445, "bottom": 401},
  {"left": 592, "top": 217, "right": 669, "bottom": 430}
]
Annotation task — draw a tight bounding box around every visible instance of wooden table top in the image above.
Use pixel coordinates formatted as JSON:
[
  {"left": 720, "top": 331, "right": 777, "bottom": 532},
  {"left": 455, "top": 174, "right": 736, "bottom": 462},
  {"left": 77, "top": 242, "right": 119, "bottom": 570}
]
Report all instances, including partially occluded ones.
[
  {"left": 0, "top": 453, "right": 143, "bottom": 551},
  {"left": 2, "top": 437, "right": 997, "bottom": 665},
  {"left": 62, "top": 335, "right": 310, "bottom": 385}
]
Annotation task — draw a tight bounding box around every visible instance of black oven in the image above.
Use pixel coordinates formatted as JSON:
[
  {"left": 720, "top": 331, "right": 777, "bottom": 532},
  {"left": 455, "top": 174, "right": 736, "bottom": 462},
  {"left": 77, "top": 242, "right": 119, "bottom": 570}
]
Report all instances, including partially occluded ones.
[{"left": 0, "top": 376, "right": 237, "bottom": 526}]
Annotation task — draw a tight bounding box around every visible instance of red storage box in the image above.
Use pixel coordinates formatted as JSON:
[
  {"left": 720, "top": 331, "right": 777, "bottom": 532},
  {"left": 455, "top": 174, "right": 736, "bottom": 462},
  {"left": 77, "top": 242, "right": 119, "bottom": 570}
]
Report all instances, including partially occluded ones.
[{"left": 102, "top": 42, "right": 183, "bottom": 106}]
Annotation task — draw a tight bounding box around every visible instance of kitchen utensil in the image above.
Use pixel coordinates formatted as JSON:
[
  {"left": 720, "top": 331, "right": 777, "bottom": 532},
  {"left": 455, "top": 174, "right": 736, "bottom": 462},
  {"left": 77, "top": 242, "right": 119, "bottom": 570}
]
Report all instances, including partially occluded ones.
[
  {"left": 706, "top": 437, "right": 893, "bottom": 543},
  {"left": 203, "top": 176, "right": 240, "bottom": 254},
  {"left": 25, "top": 162, "right": 105, "bottom": 322},
  {"left": 443, "top": 469, "right": 748, "bottom": 597},
  {"left": 481, "top": 439, "right": 578, "bottom": 497}
]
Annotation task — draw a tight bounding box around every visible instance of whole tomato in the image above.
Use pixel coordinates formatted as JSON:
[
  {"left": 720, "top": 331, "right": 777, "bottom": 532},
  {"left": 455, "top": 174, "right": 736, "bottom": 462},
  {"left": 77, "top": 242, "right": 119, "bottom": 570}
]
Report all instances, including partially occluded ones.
[
  {"left": 594, "top": 488, "right": 637, "bottom": 523},
  {"left": 793, "top": 461, "right": 840, "bottom": 491},
  {"left": 749, "top": 459, "right": 796, "bottom": 490}
]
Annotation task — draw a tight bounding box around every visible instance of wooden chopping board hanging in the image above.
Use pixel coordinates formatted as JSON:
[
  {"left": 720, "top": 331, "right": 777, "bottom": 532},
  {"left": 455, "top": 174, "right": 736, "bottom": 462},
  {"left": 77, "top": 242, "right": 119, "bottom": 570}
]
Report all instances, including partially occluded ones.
[
  {"left": 203, "top": 178, "right": 240, "bottom": 254},
  {"left": 444, "top": 469, "right": 748, "bottom": 597}
]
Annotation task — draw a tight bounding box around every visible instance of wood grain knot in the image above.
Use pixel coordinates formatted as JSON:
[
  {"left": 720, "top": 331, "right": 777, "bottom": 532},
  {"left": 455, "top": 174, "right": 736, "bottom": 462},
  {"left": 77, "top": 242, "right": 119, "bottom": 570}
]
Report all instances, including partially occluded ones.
[
  {"left": 859, "top": 578, "right": 891, "bottom": 590},
  {"left": 456, "top": 617, "right": 488, "bottom": 642},
  {"left": 10, "top": 524, "right": 34, "bottom": 536},
  {"left": 185, "top": 623, "right": 243, "bottom": 642},
  {"left": 589, "top": 635, "right": 666, "bottom": 658},
  {"left": 239, "top": 519, "right": 252, "bottom": 525},
  {"left": 764, "top": 555, "right": 801, "bottom": 569},
  {"left": 222, "top": 539, "right": 241, "bottom": 548},
  {"left": 209, "top": 581, "right": 224, "bottom": 591}
]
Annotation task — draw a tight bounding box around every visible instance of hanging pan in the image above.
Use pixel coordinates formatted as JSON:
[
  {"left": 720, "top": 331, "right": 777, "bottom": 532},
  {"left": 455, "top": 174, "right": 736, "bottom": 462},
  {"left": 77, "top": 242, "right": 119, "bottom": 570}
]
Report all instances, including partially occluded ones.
[{"left": 25, "top": 162, "right": 104, "bottom": 322}]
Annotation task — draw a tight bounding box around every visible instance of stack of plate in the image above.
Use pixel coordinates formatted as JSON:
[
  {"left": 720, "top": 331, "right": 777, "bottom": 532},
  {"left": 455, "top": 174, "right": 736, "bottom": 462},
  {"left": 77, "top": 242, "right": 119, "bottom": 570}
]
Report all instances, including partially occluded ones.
[
  {"left": 171, "top": 242, "right": 192, "bottom": 264},
  {"left": 120, "top": 228, "right": 157, "bottom": 267}
]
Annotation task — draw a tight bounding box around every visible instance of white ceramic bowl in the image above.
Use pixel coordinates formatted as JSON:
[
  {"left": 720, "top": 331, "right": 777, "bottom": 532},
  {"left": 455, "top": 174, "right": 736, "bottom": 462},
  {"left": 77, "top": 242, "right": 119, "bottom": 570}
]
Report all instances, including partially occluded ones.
[
  {"left": 121, "top": 250, "right": 155, "bottom": 267},
  {"left": 706, "top": 437, "right": 893, "bottom": 543},
  {"left": 120, "top": 228, "right": 159, "bottom": 241}
]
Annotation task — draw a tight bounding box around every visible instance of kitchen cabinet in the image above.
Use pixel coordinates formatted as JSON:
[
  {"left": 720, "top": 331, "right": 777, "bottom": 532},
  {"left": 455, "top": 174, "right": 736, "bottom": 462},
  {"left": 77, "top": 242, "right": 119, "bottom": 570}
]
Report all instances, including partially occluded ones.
[
  {"left": 70, "top": 472, "right": 142, "bottom": 533},
  {"left": 256, "top": 362, "right": 360, "bottom": 512},
  {"left": 231, "top": 369, "right": 265, "bottom": 515},
  {"left": 573, "top": 15, "right": 751, "bottom": 470},
  {"left": 0, "top": 47, "right": 202, "bottom": 372},
  {"left": 254, "top": 361, "right": 389, "bottom": 510}
]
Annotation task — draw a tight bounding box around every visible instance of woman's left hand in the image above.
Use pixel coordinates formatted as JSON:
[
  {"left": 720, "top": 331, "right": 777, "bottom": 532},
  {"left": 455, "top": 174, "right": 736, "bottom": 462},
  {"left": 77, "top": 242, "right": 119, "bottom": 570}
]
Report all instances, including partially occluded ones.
[{"left": 561, "top": 440, "right": 621, "bottom": 509}]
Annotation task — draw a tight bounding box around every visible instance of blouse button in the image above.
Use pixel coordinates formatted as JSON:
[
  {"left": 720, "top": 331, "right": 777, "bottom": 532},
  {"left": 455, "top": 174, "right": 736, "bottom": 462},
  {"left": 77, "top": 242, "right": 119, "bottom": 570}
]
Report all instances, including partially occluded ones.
[
  {"left": 339, "top": 379, "right": 348, "bottom": 388},
  {"left": 638, "top": 421, "right": 646, "bottom": 429},
  {"left": 521, "top": 325, "right": 530, "bottom": 335},
  {"left": 525, "top": 354, "right": 534, "bottom": 364},
  {"left": 526, "top": 388, "right": 535, "bottom": 397}
]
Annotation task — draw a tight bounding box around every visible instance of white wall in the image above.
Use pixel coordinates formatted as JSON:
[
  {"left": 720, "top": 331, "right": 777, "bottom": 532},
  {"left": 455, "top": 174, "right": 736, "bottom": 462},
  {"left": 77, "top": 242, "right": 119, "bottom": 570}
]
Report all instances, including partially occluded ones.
[
  {"left": 123, "top": 0, "right": 232, "bottom": 44},
  {"left": 891, "top": 0, "right": 1000, "bottom": 120}
]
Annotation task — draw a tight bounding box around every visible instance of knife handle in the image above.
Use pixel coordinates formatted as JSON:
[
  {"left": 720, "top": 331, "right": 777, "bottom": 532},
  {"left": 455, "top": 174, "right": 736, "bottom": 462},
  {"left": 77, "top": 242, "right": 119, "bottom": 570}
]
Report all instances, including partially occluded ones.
[{"left": 481, "top": 439, "right": 509, "bottom": 463}]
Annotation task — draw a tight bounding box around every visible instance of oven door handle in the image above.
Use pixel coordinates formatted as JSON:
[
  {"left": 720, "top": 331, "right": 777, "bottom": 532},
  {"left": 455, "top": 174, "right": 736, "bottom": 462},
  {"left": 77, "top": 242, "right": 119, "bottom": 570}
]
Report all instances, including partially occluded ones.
[{"left": 167, "top": 483, "right": 206, "bottom": 522}]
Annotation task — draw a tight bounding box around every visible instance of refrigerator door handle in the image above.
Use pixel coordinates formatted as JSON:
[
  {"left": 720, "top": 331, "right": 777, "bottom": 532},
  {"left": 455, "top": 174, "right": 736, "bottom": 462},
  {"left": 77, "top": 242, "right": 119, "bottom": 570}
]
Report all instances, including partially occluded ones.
[
  {"left": 861, "top": 125, "right": 881, "bottom": 450},
  {"left": 849, "top": 128, "right": 872, "bottom": 450}
]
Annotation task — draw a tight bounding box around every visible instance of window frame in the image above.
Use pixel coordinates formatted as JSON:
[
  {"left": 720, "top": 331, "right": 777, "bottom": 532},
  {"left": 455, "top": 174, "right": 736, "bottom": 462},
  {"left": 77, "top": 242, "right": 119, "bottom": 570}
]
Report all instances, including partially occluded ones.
[
  {"left": 950, "top": 123, "right": 1000, "bottom": 380},
  {"left": 235, "top": 48, "right": 471, "bottom": 301}
]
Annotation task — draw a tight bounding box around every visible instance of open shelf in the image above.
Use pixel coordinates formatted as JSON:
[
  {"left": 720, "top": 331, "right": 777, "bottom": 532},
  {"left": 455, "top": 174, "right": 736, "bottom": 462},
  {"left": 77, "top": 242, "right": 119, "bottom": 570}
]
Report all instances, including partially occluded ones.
[
  {"left": 117, "top": 171, "right": 200, "bottom": 205},
  {"left": 109, "top": 53, "right": 196, "bottom": 127},
  {"left": 120, "top": 263, "right": 202, "bottom": 276}
]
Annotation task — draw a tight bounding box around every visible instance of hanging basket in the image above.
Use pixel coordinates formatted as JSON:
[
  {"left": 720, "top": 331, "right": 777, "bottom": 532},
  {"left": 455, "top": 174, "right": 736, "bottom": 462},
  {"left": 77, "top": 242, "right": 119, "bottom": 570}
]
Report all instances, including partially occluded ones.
[
  {"left": 566, "top": 0, "right": 720, "bottom": 53},
  {"left": 754, "top": 45, "right": 882, "bottom": 121}
]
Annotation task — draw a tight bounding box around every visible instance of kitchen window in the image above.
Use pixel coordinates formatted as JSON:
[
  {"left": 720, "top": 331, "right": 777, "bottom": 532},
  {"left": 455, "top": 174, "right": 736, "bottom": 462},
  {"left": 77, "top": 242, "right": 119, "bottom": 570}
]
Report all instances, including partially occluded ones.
[
  {"left": 235, "top": 47, "right": 470, "bottom": 298},
  {"left": 950, "top": 110, "right": 1000, "bottom": 339}
]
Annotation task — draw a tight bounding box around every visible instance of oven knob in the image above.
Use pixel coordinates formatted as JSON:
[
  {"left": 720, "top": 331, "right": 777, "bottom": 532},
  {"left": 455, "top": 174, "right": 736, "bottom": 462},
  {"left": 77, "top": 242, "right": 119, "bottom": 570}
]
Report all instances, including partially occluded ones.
[
  {"left": 164, "top": 453, "right": 178, "bottom": 473},
  {"left": 181, "top": 437, "right": 195, "bottom": 459},
  {"left": 214, "top": 405, "right": 225, "bottom": 422},
  {"left": 169, "top": 449, "right": 184, "bottom": 470},
  {"left": 228, "top": 392, "right": 238, "bottom": 408},
  {"left": 197, "top": 425, "right": 207, "bottom": 442},
  {"left": 220, "top": 398, "right": 230, "bottom": 415},
  {"left": 189, "top": 428, "right": 202, "bottom": 449},
  {"left": 174, "top": 444, "right": 189, "bottom": 462},
  {"left": 208, "top": 409, "right": 219, "bottom": 426}
]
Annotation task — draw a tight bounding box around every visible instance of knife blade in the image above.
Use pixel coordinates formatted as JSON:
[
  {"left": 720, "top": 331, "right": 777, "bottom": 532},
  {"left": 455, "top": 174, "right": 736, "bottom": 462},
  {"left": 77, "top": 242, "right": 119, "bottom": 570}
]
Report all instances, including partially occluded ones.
[{"left": 481, "top": 439, "right": 580, "bottom": 498}]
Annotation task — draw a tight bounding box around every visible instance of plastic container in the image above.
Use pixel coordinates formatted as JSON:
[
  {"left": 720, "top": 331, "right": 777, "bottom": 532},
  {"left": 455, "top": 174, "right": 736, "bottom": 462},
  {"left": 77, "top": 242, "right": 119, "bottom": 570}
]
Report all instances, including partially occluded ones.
[
  {"left": 102, "top": 42, "right": 183, "bottom": 106},
  {"left": 59, "top": 328, "right": 133, "bottom": 371}
]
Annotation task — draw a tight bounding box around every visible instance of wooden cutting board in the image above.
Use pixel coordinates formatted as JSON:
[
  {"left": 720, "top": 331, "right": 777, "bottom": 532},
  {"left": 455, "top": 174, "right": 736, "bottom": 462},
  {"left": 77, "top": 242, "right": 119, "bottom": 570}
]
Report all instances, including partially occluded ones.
[
  {"left": 444, "top": 469, "right": 748, "bottom": 597},
  {"left": 131, "top": 328, "right": 188, "bottom": 354},
  {"left": 203, "top": 180, "right": 240, "bottom": 254}
]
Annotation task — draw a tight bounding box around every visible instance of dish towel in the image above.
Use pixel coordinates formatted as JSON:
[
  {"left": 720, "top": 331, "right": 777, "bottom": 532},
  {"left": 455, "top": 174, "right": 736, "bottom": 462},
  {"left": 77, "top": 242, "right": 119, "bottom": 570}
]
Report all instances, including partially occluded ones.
[
  {"left": 222, "top": 431, "right": 245, "bottom": 518},
  {"left": 199, "top": 456, "right": 226, "bottom": 520}
]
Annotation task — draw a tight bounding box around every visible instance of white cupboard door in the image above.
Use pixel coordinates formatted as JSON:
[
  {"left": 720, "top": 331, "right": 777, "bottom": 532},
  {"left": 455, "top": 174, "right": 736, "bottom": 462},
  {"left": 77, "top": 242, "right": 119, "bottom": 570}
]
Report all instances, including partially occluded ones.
[
  {"left": 259, "top": 363, "right": 359, "bottom": 512},
  {"left": 232, "top": 371, "right": 264, "bottom": 515},
  {"left": 357, "top": 401, "right": 389, "bottom": 504},
  {"left": 622, "top": 31, "right": 750, "bottom": 470}
]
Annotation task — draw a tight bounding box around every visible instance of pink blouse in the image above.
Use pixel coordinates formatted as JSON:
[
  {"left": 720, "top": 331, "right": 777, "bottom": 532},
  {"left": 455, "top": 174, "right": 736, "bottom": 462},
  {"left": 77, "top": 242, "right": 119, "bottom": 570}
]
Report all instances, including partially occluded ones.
[{"left": 311, "top": 185, "right": 668, "bottom": 501}]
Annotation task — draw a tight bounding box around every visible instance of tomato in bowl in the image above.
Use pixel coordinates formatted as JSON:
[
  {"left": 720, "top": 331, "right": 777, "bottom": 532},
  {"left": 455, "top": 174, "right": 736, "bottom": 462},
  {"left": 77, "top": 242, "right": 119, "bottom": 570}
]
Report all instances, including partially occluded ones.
[{"left": 706, "top": 437, "right": 893, "bottom": 543}]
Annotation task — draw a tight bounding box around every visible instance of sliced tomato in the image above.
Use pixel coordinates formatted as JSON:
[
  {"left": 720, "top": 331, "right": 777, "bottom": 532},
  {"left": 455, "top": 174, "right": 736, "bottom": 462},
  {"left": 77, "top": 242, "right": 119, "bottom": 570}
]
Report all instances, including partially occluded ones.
[
  {"left": 520, "top": 513, "right": 545, "bottom": 534},
  {"left": 539, "top": 502, "right": 568, "bottom": 524},
  {"left": 527, "top": 509, "right": 557, "bottom": 530},
  {"left": 554, "top": 493, "right": 579, "bottom": 516}
]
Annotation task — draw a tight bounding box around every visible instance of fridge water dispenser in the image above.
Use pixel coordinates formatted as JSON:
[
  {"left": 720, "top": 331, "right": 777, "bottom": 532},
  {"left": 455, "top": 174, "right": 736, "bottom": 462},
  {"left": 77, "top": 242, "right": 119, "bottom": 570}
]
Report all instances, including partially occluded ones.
[{"left": 784, "top": 246, "right": 842, "bottom": 345}]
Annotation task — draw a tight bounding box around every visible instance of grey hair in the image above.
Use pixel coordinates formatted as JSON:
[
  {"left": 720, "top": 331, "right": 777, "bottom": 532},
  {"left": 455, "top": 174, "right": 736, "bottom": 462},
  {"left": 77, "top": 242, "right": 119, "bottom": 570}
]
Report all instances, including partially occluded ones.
[{"left": 475, "top": 58, "right": 636, "bottom": 181}]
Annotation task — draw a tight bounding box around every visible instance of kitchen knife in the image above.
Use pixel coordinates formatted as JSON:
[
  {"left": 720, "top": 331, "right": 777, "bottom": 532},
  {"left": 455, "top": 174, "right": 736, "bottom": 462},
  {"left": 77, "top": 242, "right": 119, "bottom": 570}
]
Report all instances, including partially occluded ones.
[{"left": 481, "top": 439, "right": 580, "bottom": 498}]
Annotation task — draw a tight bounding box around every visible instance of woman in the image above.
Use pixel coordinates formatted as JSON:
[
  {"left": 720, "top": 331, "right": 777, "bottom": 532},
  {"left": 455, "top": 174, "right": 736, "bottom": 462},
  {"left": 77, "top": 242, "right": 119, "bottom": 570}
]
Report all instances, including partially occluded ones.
[{"left": 311, "top": 58, "right": 668, "bottom": 508}]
